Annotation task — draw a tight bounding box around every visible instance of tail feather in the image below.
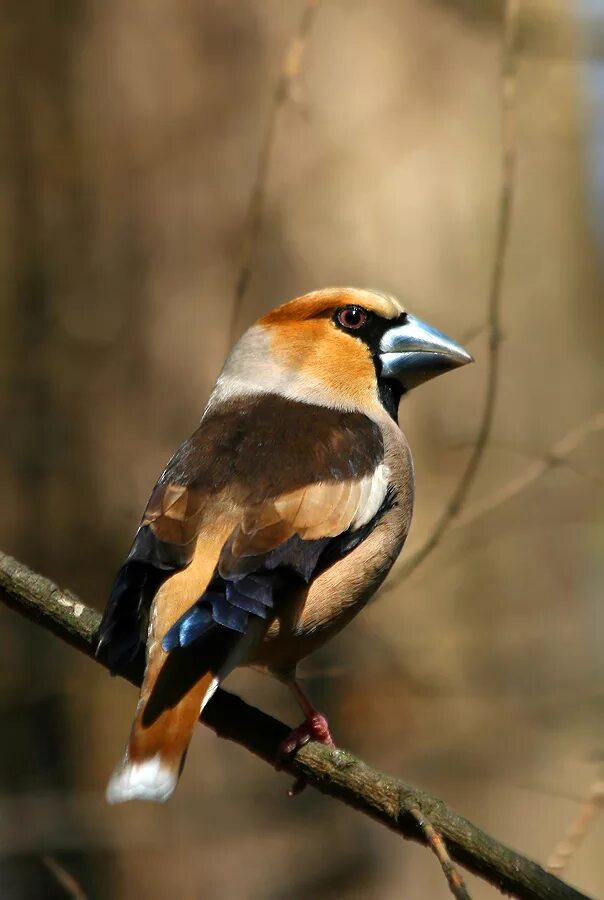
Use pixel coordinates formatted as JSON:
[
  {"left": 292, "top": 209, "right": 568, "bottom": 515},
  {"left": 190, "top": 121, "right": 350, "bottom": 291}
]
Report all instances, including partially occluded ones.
[
  {"left": 106, "top": 561, "right": 266, "bottom": 805},
  {"left": 106, "top": 669, "right": 217, "bottom": 804},
  {"left": 106, "top": 753, "right": 181, "bottom": 804}
]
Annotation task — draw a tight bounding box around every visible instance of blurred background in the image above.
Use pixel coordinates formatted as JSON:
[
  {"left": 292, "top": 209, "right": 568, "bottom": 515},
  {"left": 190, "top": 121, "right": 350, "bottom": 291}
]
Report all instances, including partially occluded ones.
[{"left": 1, "top": 0, "right": 603, "bottom": 897}]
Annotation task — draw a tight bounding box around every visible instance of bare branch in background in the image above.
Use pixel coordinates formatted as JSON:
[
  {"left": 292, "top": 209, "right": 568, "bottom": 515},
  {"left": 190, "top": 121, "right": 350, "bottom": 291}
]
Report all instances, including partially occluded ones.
[
  {"left": 454, "top": 411, "right": 604, "bottom": 529},
  {"left": 43, "top": 856, "right": 87, "bottom": 900},
  {"left": 389, "top": 0, "right": 521, "bottom": 589},
  {"left": 0, "top": 551, "right": 591, "bottom": 900},
  {"left": 230, "top": 0, "right": 322, "bottom": 344},
  {"left": 460, "top": 322, "right": 488, "bottom": 345},
  {"left": 409, "top": 806, "right": 472, "bottom": 900},
  {"left": 547, "top": 777, "right": 604, "bottom": 875},
  {"left": 368, "top": 410, "right": 602, "bottom": 669}
]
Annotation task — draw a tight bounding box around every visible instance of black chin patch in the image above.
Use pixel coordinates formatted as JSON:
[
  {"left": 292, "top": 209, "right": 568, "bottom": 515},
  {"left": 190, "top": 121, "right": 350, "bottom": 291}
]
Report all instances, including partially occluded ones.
[{"left": 377, "top": 377, "right": 405, "bottom": 420}]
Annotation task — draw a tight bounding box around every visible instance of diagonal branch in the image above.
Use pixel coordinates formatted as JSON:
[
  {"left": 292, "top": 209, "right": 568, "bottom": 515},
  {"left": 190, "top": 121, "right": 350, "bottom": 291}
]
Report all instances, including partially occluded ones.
[
  {"left": 43, "top": 856, "right": 88, "bottom": 900},
  {"left": 454, "top": 411, "right": 604, "bottom": 530},
  {"left": 0, "top": 549, "right": 592, "bottom": 900},
  {"left": 547, "top": 777, "right": 604, "bottom": 875},
  {"left": 410, "top": 805, "right": 472, "bottom": 899}
]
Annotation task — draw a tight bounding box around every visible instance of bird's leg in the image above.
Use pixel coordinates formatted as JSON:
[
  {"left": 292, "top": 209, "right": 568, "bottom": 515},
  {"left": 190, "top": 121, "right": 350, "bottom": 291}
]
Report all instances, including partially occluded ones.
[{"left": 278, "top": 678, "right": 335, "bottom": 758}]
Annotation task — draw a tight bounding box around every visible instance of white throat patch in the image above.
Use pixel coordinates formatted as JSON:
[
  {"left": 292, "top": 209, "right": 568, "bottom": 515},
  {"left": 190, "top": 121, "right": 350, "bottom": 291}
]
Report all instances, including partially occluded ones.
[{"left": 206, "top": 325, "right": 367, "bottom": 416}]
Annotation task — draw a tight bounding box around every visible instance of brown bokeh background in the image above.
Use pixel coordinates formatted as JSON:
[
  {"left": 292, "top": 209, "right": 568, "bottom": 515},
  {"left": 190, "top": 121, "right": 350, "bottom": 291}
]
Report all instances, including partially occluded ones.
[{"left": 1, "top": 1, "right": 603, "bottom": 897}]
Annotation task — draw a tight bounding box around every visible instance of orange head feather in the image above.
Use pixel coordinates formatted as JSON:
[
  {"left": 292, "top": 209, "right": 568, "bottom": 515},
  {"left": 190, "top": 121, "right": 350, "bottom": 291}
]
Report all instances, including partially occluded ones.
[{"left": 257, "top": 288, "right": 406, "bottom": 413}]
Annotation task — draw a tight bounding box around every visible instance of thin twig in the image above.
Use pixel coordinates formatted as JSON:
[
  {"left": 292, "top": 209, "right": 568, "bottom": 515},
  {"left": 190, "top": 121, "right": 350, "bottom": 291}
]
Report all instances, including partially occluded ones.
[
  {"left": 460, "top": 322, "right": 488, "bottom": 345},
  {"left": 547, "top": 778, "right": 604, "bottom": 875},
  {"left": 0, "top": 551, "right": 591, "bottom": 900},
  {"left": 450, "top": 434, "right": 604, "bottom": 486},
  {"left": 43, "top": 855, "right": 87, "bottom": 900},
  {"left": 389, "top": 0, "right": 520, "bottom": 588},
  {"left": 410, "top": 806, "right": 472, "bottom": 900},
  {"left": 454, "top": 411, "right": 604, "bottom": 529},
  {"left": 230, "top": 0, "right": 322, "bottom": 344},
  {"left": 372, "top": 412, "right": 603, "bottom": 659}
]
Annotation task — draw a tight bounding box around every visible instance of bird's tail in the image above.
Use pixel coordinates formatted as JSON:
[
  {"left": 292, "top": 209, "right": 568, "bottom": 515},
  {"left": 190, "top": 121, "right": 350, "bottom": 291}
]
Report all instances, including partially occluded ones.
[{"left": 106, "top": 653, "right": 219, "bottom": 804}]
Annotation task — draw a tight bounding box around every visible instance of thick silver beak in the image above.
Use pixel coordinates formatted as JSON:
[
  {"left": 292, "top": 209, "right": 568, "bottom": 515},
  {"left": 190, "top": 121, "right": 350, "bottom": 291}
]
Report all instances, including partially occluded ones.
[{"left": 379, "top": 313, "right": 473, "bottom": 390}]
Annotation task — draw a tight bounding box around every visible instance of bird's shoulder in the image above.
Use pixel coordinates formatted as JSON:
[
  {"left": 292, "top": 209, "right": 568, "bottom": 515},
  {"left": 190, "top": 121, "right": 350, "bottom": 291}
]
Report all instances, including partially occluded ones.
[{"left": 157, "top": 392, "right": 385, "bottom": 497}]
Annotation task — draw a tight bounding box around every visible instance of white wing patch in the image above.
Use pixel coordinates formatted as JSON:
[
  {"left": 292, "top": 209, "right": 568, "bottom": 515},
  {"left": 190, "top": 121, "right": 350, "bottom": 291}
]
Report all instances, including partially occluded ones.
[{"left": 351, "top": 464, "right": 390, "bottom": 530}]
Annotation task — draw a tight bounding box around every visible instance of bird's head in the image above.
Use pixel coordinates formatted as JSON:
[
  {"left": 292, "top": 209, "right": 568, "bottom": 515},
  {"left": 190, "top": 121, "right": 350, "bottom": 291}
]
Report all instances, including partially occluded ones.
[{"left": 213, "top": 288, "right": 473, "bottom": 419}]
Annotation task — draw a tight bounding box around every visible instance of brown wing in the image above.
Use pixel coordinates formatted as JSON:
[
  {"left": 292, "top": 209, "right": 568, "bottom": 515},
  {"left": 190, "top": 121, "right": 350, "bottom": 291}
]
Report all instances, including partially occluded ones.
[{"left": 98, "top": 393, "right": 384, "bottom": 666}]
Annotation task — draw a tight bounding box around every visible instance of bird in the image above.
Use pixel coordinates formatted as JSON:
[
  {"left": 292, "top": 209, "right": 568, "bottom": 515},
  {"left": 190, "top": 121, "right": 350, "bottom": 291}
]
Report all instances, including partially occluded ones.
[{"left": 97, "top": 287, "right": 472, "bottom": 803}]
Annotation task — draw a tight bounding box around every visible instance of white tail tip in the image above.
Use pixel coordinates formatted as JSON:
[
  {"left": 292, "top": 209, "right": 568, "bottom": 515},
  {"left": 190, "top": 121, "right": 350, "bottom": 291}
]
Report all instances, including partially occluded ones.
[{"left": 106, "top": 754, "right": 178, "bottom": 804}]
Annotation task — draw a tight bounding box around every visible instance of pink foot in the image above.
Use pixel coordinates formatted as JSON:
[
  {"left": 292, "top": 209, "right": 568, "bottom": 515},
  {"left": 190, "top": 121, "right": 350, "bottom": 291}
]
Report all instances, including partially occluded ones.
[{"left": 278, "top": 711, "right": 335, "bottom": 758}]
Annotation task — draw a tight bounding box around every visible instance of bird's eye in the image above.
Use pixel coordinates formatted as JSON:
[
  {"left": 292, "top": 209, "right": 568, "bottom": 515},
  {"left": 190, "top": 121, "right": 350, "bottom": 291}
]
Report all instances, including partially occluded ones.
[{"left": 337, "top": 306, "right": 367, "bottom": 330}]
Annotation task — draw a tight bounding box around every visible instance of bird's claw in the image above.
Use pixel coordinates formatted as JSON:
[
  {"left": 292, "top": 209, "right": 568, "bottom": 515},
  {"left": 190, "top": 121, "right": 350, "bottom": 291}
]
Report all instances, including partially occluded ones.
[
  {"left": 277, "top": 712, "right": 335, "bottom": 760},
  {"left": 276, "top": 712, "right": 334, "bottom": 798}
]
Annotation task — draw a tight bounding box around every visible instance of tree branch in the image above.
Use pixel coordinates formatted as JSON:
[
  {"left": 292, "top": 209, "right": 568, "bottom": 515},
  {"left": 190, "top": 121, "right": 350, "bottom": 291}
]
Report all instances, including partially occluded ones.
[
  {"left": 43, "top": 856, "right": 87, "bottom": 900},
  {"left": 389, "top": 0, "right": 520, "bottom": 589},
  {"left": 547, "top": 777, "right": 604, "bottom": 876},
  {"left": 454, "top": 411, "right": 604, "bottom": 530},
  {"left": 0, "top": 550, "right": 591, "bottom": 900},
  {"left": 229, "top": 0, "right": 322, "bottom": 343},
  {"left": 409, "top": 805, "right": 472, "bottom": 899}
]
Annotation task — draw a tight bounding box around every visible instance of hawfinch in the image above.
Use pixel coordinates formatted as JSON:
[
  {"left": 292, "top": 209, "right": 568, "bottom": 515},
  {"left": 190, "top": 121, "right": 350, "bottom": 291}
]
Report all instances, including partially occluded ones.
[{"left": 98, "top": 288, "right": 472, "bottom": 803}]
